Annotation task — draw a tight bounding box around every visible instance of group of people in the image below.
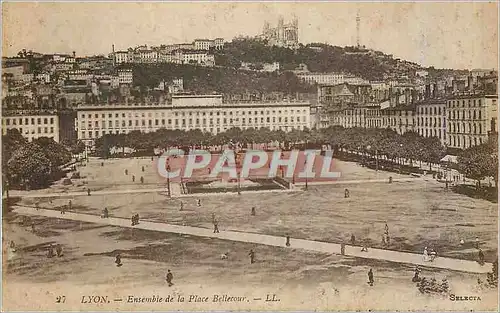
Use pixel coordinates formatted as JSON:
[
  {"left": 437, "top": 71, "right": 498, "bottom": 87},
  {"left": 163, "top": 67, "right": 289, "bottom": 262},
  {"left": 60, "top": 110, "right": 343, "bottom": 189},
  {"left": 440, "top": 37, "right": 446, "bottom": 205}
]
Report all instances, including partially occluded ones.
[
  {"left": 47, "top": 244, "right": 64, "bottom": 258},
  {"left": 422, "top": 247, "right": 438, "bottom": 262},
  {"left": 131, "top": 214, "right": 140, "bottom": 226}
]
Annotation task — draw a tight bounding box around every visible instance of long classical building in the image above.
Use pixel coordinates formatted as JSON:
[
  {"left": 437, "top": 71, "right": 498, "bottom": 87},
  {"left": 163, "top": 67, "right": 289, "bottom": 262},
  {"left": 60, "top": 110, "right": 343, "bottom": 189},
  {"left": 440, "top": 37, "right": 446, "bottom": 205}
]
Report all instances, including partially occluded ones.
[
  {"left": 76, "top": 95, "right": 311, "bottom": 145},
  {"left": 2, "top": 113, "right": 60, "bottom": 142}
]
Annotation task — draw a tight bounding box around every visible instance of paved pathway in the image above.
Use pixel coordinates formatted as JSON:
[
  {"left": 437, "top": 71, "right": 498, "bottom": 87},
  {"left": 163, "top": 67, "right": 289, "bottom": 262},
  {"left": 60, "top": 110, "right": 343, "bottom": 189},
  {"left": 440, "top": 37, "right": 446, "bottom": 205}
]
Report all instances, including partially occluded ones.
[
  {"left": 7, "top": 177, "right": 424, "bottom": 200},
  {"left": 6, "top": 187, "right": 299, "bottom": 199},
  {"left": 12, "top": 205, "right": 491, "bottom": 274}
]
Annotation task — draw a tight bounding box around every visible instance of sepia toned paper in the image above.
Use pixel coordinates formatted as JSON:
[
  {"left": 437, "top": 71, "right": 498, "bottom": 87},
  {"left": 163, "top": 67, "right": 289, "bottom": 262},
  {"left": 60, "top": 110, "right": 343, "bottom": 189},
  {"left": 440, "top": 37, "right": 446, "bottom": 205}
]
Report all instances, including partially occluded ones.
[{"left": 1, "top": 1, "right": 499, "bottom": 312}]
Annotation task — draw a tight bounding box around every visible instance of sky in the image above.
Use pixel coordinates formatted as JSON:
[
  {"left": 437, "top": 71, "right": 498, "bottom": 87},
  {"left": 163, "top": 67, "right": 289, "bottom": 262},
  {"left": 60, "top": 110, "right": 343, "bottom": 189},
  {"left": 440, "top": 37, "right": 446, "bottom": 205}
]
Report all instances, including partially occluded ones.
[{"left": 2, "top": 2, "right": 498, "bottom": 70}]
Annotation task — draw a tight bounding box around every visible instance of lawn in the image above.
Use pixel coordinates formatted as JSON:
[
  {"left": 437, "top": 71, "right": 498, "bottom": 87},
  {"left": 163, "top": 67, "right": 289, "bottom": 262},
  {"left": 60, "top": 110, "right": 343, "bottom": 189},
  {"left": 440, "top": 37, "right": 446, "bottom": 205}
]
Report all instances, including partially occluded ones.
[
  {"left": 21, "top": 171, "right": 498, "bottom": 263},
  {"left": 2, "top": 213, "right": 498, "bottom": 311}
]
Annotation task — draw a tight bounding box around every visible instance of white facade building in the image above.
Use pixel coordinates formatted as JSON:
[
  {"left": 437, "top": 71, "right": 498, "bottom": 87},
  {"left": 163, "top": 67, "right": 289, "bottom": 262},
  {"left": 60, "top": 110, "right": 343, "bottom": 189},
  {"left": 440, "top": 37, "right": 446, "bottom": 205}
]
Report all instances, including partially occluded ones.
[
  {"left": 296, "top": 73, "right": 344, "bottom": 85},
  {"left": 2, "top": 114, "right": 60, "bottom": 142},
  {"left": 118, "top": 69, "right": 133, "bottom": 84},
  {"left": 75, "top": 95, "right": 311, "bottom": 145}
]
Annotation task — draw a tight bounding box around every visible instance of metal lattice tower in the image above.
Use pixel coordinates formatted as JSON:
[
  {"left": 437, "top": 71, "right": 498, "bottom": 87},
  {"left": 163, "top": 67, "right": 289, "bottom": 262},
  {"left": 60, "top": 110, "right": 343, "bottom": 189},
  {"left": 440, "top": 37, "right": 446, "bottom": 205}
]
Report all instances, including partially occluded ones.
[{"left": 356, "top": 10, "right": 360, "bottom": 47}]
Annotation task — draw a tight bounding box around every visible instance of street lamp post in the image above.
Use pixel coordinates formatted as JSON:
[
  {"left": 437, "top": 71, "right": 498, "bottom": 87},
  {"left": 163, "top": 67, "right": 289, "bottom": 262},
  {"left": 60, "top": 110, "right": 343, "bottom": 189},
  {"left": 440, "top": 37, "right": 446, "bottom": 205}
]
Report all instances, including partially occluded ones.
[{"left": 166, "top": 164, "right": 171, "bottom": 198}]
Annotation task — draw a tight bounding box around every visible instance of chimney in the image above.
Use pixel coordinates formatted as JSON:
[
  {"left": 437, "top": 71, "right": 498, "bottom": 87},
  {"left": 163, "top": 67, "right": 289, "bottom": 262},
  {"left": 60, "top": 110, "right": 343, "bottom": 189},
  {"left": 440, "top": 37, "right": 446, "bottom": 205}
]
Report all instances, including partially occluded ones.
[
  {"left": 468, "top": 75, "right": 473, "bottom": 92},
  {"left": 425, "top": 84, "right": 431, "bottom": 99}
]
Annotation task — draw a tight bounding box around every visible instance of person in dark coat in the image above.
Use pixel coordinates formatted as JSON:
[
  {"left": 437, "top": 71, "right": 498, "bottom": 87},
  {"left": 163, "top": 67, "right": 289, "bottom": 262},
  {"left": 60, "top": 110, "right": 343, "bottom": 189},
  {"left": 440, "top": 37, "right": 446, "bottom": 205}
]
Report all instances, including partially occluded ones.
[
  {"left": 115, "top": 254, "right": 122, "bottom": 267},
  {"left": 87, "top": 188, "right": 91, "bottom": 196},
  {"left": 47, "top": 244, "right": 55, "bottom": 258},
  {"left": 340, "top": 243, "right": 346, "bottom": 255},
  {"left": 135, "top": 214, "right": 140, "bottom": 225},
  {"left": 60, "top": 205, "right": 66, "bottom": 214},
  {"left": 103, "top": 207, "right": 109, "bottom": 218},
  {"left": 344, "top": 188, "right": 350, "bottom": 198},
  {"left": 197, "top": 199, "right": 201, "bottom": 207},
  {"left": 132, "top": 175, "right": 135, "bottom": 182},
  {"left": 251, "top": 207, "right": 256, "bottom": 216},
  {"left": 368, "top": 268, "right": 374, "bottom": 286},
  {"left": 131, "top": 215, "right": 136, "bottom": 226},
  {"left": 478, "top": 249, "right": 485, "bottom": 265},
  {"left": 350, "top": 234, "right": 356, "bottom": 245},
  {"left": 248, "top": 249, "right": 255, "bottom": 264},
  {"left": 286, "top": 235, "right": 291, "bottom": 247},
  {"left": 56, "top": 244, "right": 63, "bottom": 257},
  {"left": 166, "top": 269, "right": 174, "bottom": 286},
  {"left": 412, "top": 266, "right": 421, "bottom": 282},
  {"left": 213, "top": 219, "right": 219, "bottom": 233}
]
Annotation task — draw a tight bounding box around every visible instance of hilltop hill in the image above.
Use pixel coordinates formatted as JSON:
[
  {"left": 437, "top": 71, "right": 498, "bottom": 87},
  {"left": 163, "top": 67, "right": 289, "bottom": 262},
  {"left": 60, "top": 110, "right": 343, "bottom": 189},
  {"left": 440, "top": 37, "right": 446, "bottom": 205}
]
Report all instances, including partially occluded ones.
[{"left": 215, "top": 37, "right": 446, "bottom": 81}]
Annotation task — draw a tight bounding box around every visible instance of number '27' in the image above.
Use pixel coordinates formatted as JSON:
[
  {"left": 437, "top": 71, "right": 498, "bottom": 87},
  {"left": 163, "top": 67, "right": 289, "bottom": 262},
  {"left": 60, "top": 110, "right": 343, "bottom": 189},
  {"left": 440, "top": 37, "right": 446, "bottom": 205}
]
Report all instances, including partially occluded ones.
[{"left": 56, "top": 296, "right": 66, "bottom": 303}]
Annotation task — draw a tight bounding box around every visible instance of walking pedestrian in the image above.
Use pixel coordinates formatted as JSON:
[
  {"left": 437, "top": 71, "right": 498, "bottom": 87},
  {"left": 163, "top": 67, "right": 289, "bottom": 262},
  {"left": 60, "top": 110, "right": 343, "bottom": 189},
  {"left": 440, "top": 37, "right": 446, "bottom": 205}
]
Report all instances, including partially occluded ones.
[
  {"left": 180, "top": 201, "right": 184, "bottom": 211},
  {"left": 475, "top": 237, "right": 480, "bottom": 249},
  {"left": 478, "top": 249, "right": 485, "bottom": 265},
  {"left": 213, "top": 219, "right": 219, "bottom": 233},
  {"left": 87, "top": 188, "right": 91, "bottom": 196},
  {"left": 412, "top": 266, "right": 421, "bottom": 282},
  {"left": 47, "top": 244, "right": 55, "bottom": 258},
  {"left": 166, "top": 269, "right": 174, "bottom": 286},
  {"left": 368, "top": 268, "right": 374, "bottom": 286},
  {"left": 423, "top": 247, "right": 429, "bottom": 262},
  {"left": 132, "top": 175, "right": 135, "bottom": 182},
  {"left": 60, "top": 205, "right": 65, "bottom": 214},
  {"left": 430, "top": 249, "right": 437, "bottom": 262},
  {"left": 31, "top": 221, "right": 35, "bottom": 233},
  {"left": 135, "top": 214, "right": 140, "bottom": 225},
  {"left": 56, "top": 244, "right": 63, "bottom": 257},
  {"left": 197, "top": 199, "right": 201, "bottom": 207},
  {"left": 140, "top": 176, "right": 144, "bottom": 184},
  {"left": 286, "top": 235, "right": 291, "bottom": 247},
  {"left": 103, "top": 207, "right": 109, "bottom": 218},
  {"left": 68, "top": 200, "right": 72, "bottom": 211},
  {"left": 115, "top": 254, "right": 122, "bottom": 267},
  {"left": 350, "top": 234, "right": 356, "bottom": 245},
  {"left": 248, "top": 249, "right": 255, "bottom": 264},
  {"left": 384, "top": 223, "right": 389, "bottom": 235},
  {"left": 340, "top": 243, "right": 346, "bottom": 255},
  {"left": 142, "top": 166, "right": 145, "bottom": 172},
  {"left": 125, "top": 169, "right": 128, "bottom": 175},
  {"left": 344, "top": 188, "right": 350, "bottom": 198},
  {"left": 131, "top": 215, "right": 136, "bottom": 226},
  {"left": 251, "top": 207, "right": 256, "bottom": 216}
]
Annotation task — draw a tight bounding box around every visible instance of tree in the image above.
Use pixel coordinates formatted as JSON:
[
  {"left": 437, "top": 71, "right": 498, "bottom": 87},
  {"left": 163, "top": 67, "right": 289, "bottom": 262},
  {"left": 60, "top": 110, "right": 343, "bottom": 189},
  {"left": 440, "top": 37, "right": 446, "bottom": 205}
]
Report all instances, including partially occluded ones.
[
  {"left": 33, "top": 137, "right": 71, "bottom": 167},
  {"left": 7, "top": 142, "right": 52, "bottom": 189},
  {"left": 457, "top": 144, "right": 491, "bottom": 188}
]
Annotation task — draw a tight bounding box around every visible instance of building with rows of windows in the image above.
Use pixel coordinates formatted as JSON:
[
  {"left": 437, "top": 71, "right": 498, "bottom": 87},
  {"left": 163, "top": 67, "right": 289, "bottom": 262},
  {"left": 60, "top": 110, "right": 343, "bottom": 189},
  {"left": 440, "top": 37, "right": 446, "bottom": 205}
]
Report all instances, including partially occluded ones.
[
  {"left": 415, "top": 99, "right": 447, "bottom": 146},
  {"left": 75, "top": 95, "right": 311, "bottom": 146},
  {"left": 2, "top": 114, "right": 59, "bottom": 142},
  {"left": 446, "top": 93, "right": 498, "bottom": 149}
]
